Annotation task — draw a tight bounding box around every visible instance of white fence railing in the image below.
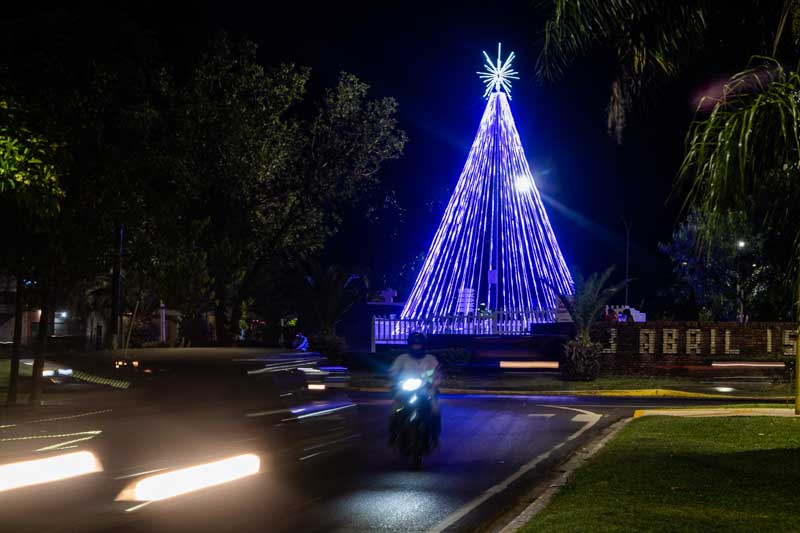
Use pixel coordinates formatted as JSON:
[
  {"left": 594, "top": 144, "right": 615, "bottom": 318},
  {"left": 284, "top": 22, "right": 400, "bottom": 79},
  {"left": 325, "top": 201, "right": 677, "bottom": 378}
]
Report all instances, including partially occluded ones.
[{"left": 371, "top": 309, "right": 559, "bottom": 350}]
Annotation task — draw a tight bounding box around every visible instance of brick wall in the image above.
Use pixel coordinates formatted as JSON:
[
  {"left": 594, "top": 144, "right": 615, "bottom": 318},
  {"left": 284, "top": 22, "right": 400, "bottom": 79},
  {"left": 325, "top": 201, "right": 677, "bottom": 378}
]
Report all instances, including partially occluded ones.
[
  {"left": 426, "top": 322, "right": 797, "bottom": 375},
  {"left": 592, "top": 322, "right": 796, "bottom": 374}
]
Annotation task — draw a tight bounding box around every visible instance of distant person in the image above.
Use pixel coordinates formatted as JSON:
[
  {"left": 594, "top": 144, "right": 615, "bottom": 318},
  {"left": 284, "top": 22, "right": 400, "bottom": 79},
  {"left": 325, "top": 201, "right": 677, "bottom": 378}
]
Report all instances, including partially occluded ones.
[
  {"left": 292, "top": 332, "right": 309, "bottom": 351},
  {"left": 622, "top": 308, "right": 635, "bottom": 323},
  {"left": 606, "top": 308, "right": 618, "bottom": 322}
]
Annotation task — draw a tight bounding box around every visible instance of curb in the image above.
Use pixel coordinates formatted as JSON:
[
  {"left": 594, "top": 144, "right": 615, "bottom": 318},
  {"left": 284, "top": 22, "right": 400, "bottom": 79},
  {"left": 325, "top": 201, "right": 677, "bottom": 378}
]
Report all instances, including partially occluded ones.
[
  {"left": 633, "top": 407, "right": 800, "bottom": 418},
  {"left": 348, "top": 386, "right": 789, "bottom": 401},
  {"left": 497, "top": 416, "right": 632, "bottom": 532}
]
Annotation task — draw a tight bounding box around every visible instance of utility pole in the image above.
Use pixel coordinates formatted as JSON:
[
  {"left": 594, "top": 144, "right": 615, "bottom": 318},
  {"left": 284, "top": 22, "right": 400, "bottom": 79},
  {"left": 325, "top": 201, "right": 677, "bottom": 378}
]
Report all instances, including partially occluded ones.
[
  {"left": 796, "top": 282, "right": 800, "bottom": 415},
  {"left": 622, "top": 218, "right": 631, "bottom": 307},
  {"left": 109, "top": 225, "right": 124, "bottom": 350}
]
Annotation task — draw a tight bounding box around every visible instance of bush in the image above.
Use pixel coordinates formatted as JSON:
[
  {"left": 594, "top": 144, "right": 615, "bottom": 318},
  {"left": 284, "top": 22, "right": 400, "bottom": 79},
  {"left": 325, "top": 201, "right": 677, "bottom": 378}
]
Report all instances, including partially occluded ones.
[
  {"left": 561, "top": 337, "right": 602, "bottom": 381},
  {"left": 129, "top": 319, "right": 160, "bottom": 347},
  {"left": 309, "top": 333, "right": 347, "bottom": 362},
  {"left": 430, "top": 347, "right": 471, "bottom": 375}
]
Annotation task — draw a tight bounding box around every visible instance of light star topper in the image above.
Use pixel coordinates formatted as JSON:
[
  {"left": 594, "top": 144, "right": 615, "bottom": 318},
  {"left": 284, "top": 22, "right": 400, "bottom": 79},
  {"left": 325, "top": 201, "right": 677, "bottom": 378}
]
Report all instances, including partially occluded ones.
[{"left": 478, "top": 43, "right": 519, "bottom": 99}]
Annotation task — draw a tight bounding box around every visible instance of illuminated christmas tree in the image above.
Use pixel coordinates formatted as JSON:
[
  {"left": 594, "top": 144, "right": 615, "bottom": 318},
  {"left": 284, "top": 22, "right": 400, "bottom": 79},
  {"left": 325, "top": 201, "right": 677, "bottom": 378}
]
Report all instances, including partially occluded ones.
[{"left": 401, "top": 44, "right": 573, "bottom": 322}]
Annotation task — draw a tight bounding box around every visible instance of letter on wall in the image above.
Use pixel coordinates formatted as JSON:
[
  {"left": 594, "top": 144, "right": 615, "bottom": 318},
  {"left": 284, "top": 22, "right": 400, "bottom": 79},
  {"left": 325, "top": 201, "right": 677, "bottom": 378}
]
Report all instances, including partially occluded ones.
[
  {"left": 686, "top": 329, "right": 702, "bottom": 355},
  {"left": 724, "top": 330, "right": 740, "bottom": 355},
  {"left": 601, "top": 328, "right": 617, "bottom": 354},
  {"left": 662, "top": 329, "right": 678, "bottom": 355},
  {"left": 783, "top": 329, "right": 797, "bottom": 356},
  {"left": 639, "top": 329, "right": 656, "bottom": 354}
]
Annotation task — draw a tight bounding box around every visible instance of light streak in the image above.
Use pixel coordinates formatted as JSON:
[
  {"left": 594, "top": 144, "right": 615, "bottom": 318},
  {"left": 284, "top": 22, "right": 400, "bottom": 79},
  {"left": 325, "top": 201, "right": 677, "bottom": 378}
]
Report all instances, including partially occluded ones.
[
  {"left": 0, "top": 451, "right": 102, "bottom": 493},
  {"left": 117, "top": 454, "right": 260, "bottom": 502},
  {"left": 499, "top": 361, "right": 559, "bottom": 369}
]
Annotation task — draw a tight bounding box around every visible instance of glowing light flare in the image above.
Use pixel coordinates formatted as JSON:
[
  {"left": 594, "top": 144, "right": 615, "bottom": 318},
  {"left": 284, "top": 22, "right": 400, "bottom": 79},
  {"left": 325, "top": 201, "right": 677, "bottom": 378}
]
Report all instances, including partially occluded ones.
[
  {"left": 118, "top": 454, "right": 261, "bottom": 502},
  {"left": 0, "top": 451, "right": 102, "bottom": 493},
  {"left": 401, "top": 378, "right": 423, "bottom": 391},
  {"left": 478, "top": 43, "right": 519, "bottom": 98}
]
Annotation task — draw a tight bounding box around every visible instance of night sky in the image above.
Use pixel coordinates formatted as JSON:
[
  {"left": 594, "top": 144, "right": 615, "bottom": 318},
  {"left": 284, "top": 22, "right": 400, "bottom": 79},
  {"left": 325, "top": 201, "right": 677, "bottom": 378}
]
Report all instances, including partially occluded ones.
[{"left": 14, "top": 1, "right": 713, "bottom": 309}]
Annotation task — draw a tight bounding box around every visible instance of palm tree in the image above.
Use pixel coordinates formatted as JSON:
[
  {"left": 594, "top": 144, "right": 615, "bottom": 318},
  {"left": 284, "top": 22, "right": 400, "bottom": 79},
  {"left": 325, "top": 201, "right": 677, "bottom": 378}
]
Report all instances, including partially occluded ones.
[
  {"left": 556, "top": 267, "right": 627, "bottom": 380},
  {"left": 537, "top": 0, "right": 800, "bottom": 408},
  {"left": 679, "top": 61, "right": 800, "bottom": 410},
  {"left": 298, "top": 264, "right": 369, "bottom": 357},
  {"left": 536, "top": 1, "right": 798, "bottom": 142}
]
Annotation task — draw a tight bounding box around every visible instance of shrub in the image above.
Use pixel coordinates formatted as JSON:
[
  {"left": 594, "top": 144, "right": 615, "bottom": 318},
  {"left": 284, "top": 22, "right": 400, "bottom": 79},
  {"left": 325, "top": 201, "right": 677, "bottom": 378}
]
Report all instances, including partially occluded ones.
[{"left": 309, "top": 332, "right": 347, "bottom": 362}]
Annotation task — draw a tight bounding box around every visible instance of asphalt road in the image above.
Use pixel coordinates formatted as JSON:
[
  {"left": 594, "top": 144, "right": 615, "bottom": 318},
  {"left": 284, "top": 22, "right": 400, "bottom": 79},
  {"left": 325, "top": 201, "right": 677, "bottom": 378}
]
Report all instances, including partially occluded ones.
[
  {"left": 106, "top": 394, "right": 706, "bottom": 533},
  {"left": 3, "top": 391, "right": 745, "bottom": 533}
]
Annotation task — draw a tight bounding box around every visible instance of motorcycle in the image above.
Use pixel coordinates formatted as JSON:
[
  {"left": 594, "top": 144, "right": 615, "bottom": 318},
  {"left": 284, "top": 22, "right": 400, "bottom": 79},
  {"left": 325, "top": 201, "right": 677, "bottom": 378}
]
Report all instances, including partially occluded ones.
[{"left": 391, "top": 377, "right": 435, "bottom": 469}]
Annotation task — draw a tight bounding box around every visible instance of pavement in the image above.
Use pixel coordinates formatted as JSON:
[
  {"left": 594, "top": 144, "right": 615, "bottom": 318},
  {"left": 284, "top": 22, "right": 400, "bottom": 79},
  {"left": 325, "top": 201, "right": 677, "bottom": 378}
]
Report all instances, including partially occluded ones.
[
  {"left": 1, "top": 384, "right": 734, "bottom": 533},
  {"left": 2, "top": 366, "right": 795, "bottom": 533},
  {"left": 119, "top": 393, "right": 783, "bottom": 533}
]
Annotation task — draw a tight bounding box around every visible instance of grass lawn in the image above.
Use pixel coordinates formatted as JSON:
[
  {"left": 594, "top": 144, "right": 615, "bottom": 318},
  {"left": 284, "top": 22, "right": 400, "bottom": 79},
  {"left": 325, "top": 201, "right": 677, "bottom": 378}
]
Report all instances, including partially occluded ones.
[{"left": 522, "top": 416, "right": 800, "bottom": 533}]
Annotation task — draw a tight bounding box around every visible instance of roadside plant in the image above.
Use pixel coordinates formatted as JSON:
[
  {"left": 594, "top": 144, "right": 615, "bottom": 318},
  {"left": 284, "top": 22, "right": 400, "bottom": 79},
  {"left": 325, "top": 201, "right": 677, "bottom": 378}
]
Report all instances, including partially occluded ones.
[{"left": 556, "top": 267, "right": 627, "bottom": 381}]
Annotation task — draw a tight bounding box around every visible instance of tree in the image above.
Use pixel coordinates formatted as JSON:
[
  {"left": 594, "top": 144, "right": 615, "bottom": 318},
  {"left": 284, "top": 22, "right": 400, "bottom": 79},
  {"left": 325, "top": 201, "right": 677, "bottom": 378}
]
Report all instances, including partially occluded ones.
[
  {"left": 536, "top": 1, "right": 800, "bottom": 142},
  {"left": 555, "top": 267, "right": 626, "bottom": 381},
  {"left": 536, "top": 0, "right": 800, "bottom": 408},
  {"left": 678, "top": 61, "right": 800, "bottom": 409},
  {"left": 0, "top": 99, "right": 63, "bottom": 214},
  {"left": 537, "top": 0, "right": 707, "bottom": 142},
  {"left": 297, "top": 264, "right": 369, "bottom": 359},
  {"left": 659, "top": 209, "right": 771, "bottom": 321},
  {"left": 0, "top": 98, "right": 63, "bottom": 404},
  {"left": 174, "top": 34, "right": 406, "bottom": 343},
  {"left": 0, "top": 9, "right": 180, "bottom": 402}
]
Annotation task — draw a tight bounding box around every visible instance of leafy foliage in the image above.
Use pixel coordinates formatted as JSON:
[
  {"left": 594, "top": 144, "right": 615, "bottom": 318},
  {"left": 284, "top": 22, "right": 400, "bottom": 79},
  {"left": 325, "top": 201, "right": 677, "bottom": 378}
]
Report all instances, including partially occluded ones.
[
  {"left": 659, "top": 209, "right": 772, "bottom": 320},
  {"left": 678, "top": 61, "right": 800, "bottom": 319},
  {"left": 555, "top": 267, "right": 626, "bottom": 380},
  {"left": 299, "top": 264, "right": 369, "bottom": 335},
  {"left": 680, "top": 61, "right": 800, "bottom": 212},
  {"left": 535, "top": 1, "right": 800, "bottom": 142},
  {"left": 0, "top": 100, "right": 63, "bottom": 216},
  {"left": 537, "top": 0, "right": 708, "bottom": 141}
]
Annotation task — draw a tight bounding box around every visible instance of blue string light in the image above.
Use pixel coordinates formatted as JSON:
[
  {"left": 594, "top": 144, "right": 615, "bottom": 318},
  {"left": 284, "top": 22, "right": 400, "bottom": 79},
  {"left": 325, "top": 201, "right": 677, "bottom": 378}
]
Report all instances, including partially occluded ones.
[{"left": 401, "top": 45, "right": 573, "bottom": 321}]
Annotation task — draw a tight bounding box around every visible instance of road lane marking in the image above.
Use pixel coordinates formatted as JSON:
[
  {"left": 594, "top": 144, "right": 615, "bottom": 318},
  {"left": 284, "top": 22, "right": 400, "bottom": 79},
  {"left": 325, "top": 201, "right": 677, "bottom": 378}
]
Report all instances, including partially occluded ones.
[
  {"left": 425, "top": 405, "right": 602, "bottom": 533},
  {"left": 570, "top": 413, "right": 598, "bottom": 423},
  {"left": 527, "top": 414, "right": 555, "bottom": 418}
]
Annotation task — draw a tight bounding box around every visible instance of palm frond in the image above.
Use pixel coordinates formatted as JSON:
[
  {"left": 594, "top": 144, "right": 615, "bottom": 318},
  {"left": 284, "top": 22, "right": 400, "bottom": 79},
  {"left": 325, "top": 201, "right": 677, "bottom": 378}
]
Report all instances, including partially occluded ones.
[
  {"left": 536, "top": 0, "right": 707, "bottom": 141},
  {"left": 554, "top": 266, "right": 627, "bottom": 336},
  {"left": 680, "top": 59, "right": 800, "bottom": 215},
  {"left": 537, "top": 0, "right": 706, "bottom": 80}
]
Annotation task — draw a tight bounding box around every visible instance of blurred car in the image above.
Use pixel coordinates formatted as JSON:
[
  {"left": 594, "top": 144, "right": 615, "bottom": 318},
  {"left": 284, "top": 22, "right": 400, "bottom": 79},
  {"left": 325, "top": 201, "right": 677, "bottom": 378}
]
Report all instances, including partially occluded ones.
[{"left": 0, "top": 349, "right": 359, "bottom": 531}]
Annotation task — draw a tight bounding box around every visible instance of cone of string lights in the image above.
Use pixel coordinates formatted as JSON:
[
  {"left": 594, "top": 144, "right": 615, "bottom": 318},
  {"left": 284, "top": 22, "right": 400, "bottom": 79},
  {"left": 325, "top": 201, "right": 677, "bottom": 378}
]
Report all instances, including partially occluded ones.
[{"left": 401, "top": 44, "right": 573, "bottom": 324}]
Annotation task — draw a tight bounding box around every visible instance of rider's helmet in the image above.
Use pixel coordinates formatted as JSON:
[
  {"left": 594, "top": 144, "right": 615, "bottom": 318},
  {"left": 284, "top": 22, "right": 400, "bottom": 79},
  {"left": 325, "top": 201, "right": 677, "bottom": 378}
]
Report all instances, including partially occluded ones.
[{"left": 408, "top": 332, "right": 426, "bottom": 359}]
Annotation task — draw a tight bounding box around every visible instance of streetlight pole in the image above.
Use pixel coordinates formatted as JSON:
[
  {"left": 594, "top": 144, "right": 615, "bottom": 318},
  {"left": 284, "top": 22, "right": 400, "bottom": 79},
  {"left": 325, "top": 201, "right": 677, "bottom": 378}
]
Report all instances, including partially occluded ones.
[
  {"left": 736, "top": 239, "right": 746, "bottom": 323},
  {"left": 622, "top": 218, "right": 631, "bottom": 307}
]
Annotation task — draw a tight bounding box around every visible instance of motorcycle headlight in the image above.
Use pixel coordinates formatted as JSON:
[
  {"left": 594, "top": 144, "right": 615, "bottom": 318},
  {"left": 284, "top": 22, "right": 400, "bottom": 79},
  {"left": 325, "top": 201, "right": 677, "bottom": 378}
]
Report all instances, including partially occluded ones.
[{"left": 401, "top": 378, "right": 423, "bottom": 391}]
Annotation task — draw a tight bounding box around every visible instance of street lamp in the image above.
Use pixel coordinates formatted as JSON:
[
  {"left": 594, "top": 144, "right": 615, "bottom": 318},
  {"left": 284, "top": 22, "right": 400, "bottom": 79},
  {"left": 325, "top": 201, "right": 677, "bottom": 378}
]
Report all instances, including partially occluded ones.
[{"left": 735, "top": 239, "right": 747, "bottom": 322}]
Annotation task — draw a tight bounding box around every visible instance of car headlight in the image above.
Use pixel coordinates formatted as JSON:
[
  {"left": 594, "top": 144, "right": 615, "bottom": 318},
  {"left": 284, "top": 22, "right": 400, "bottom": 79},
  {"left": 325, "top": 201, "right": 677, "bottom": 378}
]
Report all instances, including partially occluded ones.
[
  {"left": 117, "top": 453, "right": 261, "bottom": 502},
  {"left": 0, "top": 451, "right": 102, "bottom": 493},
  {"left": 401, "top": 378, "right": 423, "bottom": 391}
]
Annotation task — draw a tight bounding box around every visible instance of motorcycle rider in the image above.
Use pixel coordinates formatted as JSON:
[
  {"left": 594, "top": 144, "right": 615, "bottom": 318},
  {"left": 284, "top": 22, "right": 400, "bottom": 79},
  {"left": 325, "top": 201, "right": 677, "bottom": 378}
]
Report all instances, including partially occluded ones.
[{"left": 388, "top": 332, "right": 442, "bottom": 448}]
